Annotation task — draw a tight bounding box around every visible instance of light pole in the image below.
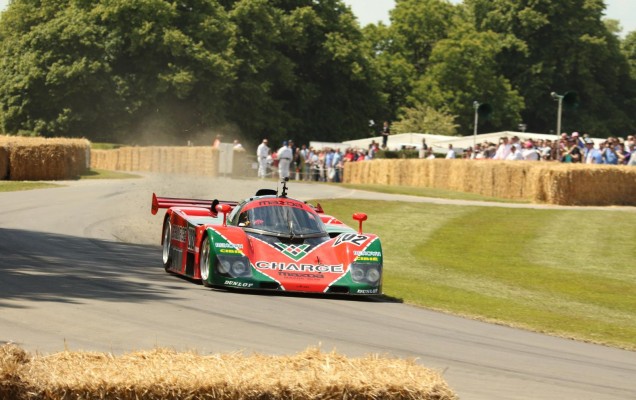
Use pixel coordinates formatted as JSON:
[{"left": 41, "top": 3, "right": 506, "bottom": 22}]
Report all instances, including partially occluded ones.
[
  {"left": 551, "top": 92, "right": 564, "bottom": 138},
  {"left": 551, "top": 92, "right": 564, "bottom": 161},
  {"left": 473, "top": 101, "right": 480, "bottom": 148}
]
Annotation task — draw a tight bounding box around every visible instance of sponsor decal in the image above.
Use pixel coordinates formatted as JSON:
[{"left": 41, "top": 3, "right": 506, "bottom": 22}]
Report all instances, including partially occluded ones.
[
  {"left": 187, "top": 226, "right": 196, "bottom": 251},
  {"left": 278, "top": 271, "right": 324, "bottom": 280},
  {"left": 255, "top": 261, "right": 344, "bottom": 273},
  {"left": 256, "top": 199, "right": 304, "bottom": 208},
  {"left": 173, "top": 225, "right": 187, "bottom": 243},
  {"left": 333, "top": 233, "right": 369, "bottom": 247},
  {"left": 355, "top": 256, "right": 379, "bottom": 262},
  {"left": 274, "top": 243, "right": 310, "bottom": 261},
  {"left": 219, "top": 248, "right": 242, "bottom": 255},
  {"left": 215, "top": 243, "right": 244, "bottom": 249},
  {"left": 356, "top": 288, "right": 379, "bottom": 294},
  {"left": 224, "top": 280, "right": 254, "bottom": 288},
  {"left": 354, "top": 250, "right": 382, "bottom": 257}
]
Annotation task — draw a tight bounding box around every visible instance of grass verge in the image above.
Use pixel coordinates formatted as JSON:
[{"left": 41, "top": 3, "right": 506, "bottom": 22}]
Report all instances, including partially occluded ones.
[
  {"left": 0, "top": 181, "right": 61, "bottom": 192},
  {"left": 80, "top": 168, "right": 141, "bottom": 179},
  {"left": 339, "top": 183, "right": 528, "bottom": 203},
  {"left": 315, "top": 199, "right": 636, "bottom": 350},
  {"left": 0, "top": 169, "right": 139, "bottom": 192}
]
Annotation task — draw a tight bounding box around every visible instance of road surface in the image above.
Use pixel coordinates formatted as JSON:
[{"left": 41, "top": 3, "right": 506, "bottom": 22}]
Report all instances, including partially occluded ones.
[{"left": 1, "top": 174, "right": 634, "bottom": 400}]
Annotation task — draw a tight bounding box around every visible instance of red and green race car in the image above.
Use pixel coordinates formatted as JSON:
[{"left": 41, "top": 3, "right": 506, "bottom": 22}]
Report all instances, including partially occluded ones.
[{"left": 151, "top": 180, "right": 383, "bottom": 295}]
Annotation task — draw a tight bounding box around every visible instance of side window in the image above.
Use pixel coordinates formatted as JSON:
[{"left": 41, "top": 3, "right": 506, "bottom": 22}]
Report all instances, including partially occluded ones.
[
  {"left": 238, "top": 211, "right": 250, "bottom": 227},
  {"left": 228, "top": 202, "right": 244, "bottom": 225}
]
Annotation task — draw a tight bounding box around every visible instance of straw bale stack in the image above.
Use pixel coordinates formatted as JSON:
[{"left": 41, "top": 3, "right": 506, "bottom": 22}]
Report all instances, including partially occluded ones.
[
  {"left": 0, "top": 344, "right": 456, "bottom": 400},
  {"left": 0, "top": 136, "right": 90, "bottom": 180},
  {"left": 0, "top": 145, "right": 8, "bottom": 180},
  {"left": 344, "top": 159, "right": 636, "bottom": 206},
  {"left": 91, "top": 146, "right": 220, "bottom": 176}
]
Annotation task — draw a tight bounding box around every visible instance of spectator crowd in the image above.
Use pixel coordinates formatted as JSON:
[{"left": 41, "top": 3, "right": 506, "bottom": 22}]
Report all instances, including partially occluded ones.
[
  {"left": 458, "top": 133, "right": 636, "bottom": 166},
  {"left": 253, "top": 132, "right": 636, "bottom": 181},
  {"left": 256, "top": 139, "right": 381, "bottom": 182}
]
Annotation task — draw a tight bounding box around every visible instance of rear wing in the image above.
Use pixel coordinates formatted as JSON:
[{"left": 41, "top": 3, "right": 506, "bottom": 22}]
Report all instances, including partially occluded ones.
[{"left": 151, "top": 193, "right": 238, "bottom": 215}]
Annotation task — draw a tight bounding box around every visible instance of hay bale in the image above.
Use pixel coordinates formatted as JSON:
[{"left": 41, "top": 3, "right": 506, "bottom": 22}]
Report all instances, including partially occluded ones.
[
  {"left": 344, "top": 159, "right": 636, "bottom": 206},
  {"left": 0, "top": 345, "right": 457, "bottom": 400},
  {"left": 0, "top": 136, "right": 90, "bottom": 180},
  {"left": 0, "top": 146, "right": 8, "bottom": 180}
]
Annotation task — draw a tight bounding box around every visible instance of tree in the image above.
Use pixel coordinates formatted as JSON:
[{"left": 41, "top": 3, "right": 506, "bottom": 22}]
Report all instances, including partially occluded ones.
[
  {"left": 362, "top": 0, "right": 458, "bottom": 126},
  {"left": 466, "top": 0, "right": 636, "bottom": 136},
  {"left": 622, "top": 31, "right": 636, "bottom": 79},
  {"left": 412, "top": 25, "right": 525, "bottom": 133},
  {"left": 0, "top": 0, "right": 236, "bottom": 142},
  {"left": 392, "top": 103, "right": 458, "bottom": 136},
  {"left": 0, "top": 0, "right": 383, "bottom": 145}
]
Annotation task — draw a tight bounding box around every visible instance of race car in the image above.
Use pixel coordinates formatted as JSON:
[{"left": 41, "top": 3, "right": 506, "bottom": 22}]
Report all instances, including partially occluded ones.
[{"left": 151, "top": 179, "right": 382, "bottom": 295}]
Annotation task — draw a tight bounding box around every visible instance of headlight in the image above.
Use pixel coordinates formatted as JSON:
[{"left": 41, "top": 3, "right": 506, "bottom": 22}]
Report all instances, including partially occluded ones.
[
  {"left": 350, "top": 263, "right": 382, "bottom": 284},
  {"left": 231, "top": 260, "right": 249, "bottom": 276},
  {"left": 216, "top": 255, "right": 252, "bottom": 278},
  {"left": 366, "top": 268, "right": 381, "bottom": 283},
  {"left": 218, "top": 260, "right": 231, "bottom": 275},
  {"left": 351, "top": 268, "right": 366, "bottom": 281}
]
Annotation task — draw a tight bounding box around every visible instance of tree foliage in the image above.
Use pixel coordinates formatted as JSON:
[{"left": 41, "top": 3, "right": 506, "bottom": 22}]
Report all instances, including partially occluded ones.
[
  {"left": 0, "top": 0, "right": 380, "bottom": 144},
  {"left": 392, "top": 103, "right": 458, "bottom": 136},
  {"left": 464, "top": 0, "right": 635, "bottom": 135},
  {"left": 0, "top": 0, "right": 634, "bottom": 144}
]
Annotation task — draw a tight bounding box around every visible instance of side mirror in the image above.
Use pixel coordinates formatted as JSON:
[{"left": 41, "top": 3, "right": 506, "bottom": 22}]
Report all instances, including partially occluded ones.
[
  {"left": 216, "top": 204, "right": 233, "bottom": 227},
  {"left": 352, "top": 213, "right": 367, "bottom": 234}
]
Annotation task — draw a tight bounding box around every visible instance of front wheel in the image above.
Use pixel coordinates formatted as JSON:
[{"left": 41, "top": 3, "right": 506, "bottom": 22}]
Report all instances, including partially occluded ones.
[
  {"left": 162, "top": 221, "right": 172, "bottom": 272},
  {"left": 199, "top": 237, "right": 213, "bottom": 287}
]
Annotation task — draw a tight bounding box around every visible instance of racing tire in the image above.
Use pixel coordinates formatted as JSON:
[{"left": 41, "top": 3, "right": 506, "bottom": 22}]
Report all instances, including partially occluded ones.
[
  {"left": 162, "top": 220, "right": 172, "bottom": 272},
  {"left": 199, "top": 236, "right": 213, "bottom": 288}
]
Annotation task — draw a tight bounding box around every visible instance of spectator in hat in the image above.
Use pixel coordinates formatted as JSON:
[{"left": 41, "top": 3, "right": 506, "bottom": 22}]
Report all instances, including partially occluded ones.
[
  {"left": 583, "top": 139, "right": 603, "bottom": 164},
  {"left": 571, "top": 132, "right": 585, "bottom": 149},
  {"left": 521, "top": 141, "right": 540, "bottom": 161}
]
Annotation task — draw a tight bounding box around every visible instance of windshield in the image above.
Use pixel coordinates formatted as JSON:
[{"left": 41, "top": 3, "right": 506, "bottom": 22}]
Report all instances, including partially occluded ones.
[{"left": 238, "top": 205, "right": 327, "bottom": 237}]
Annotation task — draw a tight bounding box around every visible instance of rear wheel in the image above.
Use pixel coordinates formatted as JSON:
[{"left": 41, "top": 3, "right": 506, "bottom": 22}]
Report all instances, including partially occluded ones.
[
  {"left": 199, "top": 237, "right": 213, "bottom": 287},
  {"left": 162, "top": 221, "right": 172, "bottom": 272}
]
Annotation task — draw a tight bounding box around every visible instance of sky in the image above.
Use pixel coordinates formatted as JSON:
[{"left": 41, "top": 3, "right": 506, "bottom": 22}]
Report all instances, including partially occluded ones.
[{"left": 0, "top": 0, "right": 632, "bottom": 35}]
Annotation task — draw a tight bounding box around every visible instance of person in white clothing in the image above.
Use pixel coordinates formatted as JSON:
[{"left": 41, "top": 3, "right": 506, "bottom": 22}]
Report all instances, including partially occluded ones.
[
  {"left": 276, "top": 141, "right": 293, "bottom": 179},
  {"left": 493, "top": 137, "right": 512, "bottom": 160},
  {"left": 445, "top": 144, "right": 456, "bottom": 159},
  {"left": 521, "top": 141, "right": 540, "bottom": 161},
  {"left": 256, "top": 138, "right": 269, "bottom": 178},
  {"left": 506, "top": 145, "right": 524, "bottom": 160}
]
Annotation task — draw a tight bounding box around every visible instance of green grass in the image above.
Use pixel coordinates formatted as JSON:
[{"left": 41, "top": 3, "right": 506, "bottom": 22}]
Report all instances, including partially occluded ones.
[
  {"left": 315, "top": 199, "right": 636, "bottom": 350},
  {"left": 90, "top": 142, "right": 123, "bottom": 150},
  {"left": 0, "top": 169, "right": 139, "bottom": 192},
  {"left": 80, "top": 169, "right": 141, "bottom": 179},
  {"left": 0, "top": 181, "right": 61, "bottom": 192},
  {"left": 339, "top": 183, "right": 528, "bottom": 203}
]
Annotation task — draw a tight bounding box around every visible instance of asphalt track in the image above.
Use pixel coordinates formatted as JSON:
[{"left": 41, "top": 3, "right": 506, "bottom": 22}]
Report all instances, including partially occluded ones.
[{"left": 1, "top": 174, "right": 635, "bottom": 400}]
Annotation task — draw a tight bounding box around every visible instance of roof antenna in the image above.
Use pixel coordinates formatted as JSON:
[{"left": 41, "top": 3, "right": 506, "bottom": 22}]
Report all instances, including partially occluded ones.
[{"left": 280, "top": 177, "right": 289, "bottom": 198}]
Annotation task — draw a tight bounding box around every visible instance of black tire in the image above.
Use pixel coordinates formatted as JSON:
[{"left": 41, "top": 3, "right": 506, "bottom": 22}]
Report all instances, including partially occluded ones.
[
  {"left": 162, "top": 220, "right": 172, "bottom": 272},
  {"left": 199, "top": 236, "right": 213, "bottom": 287}
]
